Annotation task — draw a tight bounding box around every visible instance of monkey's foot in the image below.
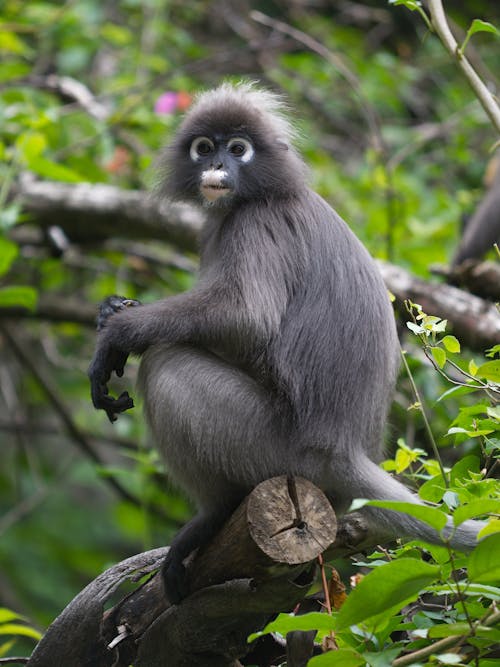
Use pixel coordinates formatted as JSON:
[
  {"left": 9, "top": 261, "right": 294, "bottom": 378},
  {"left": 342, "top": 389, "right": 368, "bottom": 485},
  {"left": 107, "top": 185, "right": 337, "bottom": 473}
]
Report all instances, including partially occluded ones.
[{"left": 161, "top": 554, "right": 189, "bottom": 605}]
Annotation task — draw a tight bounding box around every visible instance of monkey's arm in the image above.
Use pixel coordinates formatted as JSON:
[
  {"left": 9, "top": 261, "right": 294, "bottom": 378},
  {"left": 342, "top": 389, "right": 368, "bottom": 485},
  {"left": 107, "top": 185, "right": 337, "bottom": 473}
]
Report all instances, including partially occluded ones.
[{"left": 88, "top": 283, "right": 275, "bottom": 421}]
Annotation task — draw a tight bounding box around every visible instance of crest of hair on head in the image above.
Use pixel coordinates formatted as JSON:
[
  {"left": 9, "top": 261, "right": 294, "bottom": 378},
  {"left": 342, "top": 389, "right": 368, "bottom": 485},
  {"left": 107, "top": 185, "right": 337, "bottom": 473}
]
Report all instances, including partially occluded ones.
[{"left": 190, "top": 81, "right": 298, "bottom": 148}]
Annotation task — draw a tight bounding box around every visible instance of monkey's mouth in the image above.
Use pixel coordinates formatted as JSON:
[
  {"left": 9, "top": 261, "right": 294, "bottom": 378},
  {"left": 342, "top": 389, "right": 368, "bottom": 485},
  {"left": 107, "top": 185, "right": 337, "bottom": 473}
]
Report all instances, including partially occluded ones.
[{"left": 200, "top": 169, "right": 231, "bottom": 201}]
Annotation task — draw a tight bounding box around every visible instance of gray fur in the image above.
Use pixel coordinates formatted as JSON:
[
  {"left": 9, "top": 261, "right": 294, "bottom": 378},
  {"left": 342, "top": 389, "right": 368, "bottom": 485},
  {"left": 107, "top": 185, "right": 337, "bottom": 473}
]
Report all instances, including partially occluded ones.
[{"left": 90, "top": 84, "right": 482, "bottom": 595}]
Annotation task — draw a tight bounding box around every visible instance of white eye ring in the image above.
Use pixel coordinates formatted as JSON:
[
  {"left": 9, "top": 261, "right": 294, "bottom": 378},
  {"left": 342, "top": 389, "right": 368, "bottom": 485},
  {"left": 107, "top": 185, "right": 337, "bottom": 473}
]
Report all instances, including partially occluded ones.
[
  {"left": 227, "top": 137, "right": 254, "bottom": 163},
  {"left": 190, "top": 136, "right": 215, "bottom": 161}
]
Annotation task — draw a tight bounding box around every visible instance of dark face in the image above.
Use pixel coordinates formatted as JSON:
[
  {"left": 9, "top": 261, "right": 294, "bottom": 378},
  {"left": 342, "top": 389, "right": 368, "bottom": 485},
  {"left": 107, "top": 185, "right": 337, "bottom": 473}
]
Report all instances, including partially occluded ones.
[
  {"left": 188, "top": 133, "right": 256, "bottom": 205},
  {"left": 159, "top": 100, "right": 307, "bottom": 207}
]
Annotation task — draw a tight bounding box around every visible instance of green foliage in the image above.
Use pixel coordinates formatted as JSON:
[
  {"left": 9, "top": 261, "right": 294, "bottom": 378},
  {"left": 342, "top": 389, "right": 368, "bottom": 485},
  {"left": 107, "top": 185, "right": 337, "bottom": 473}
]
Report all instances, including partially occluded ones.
[
  {"left": 0, "top": 608, "right": 41, "bottom": 657},
  {"left": 335, "top": 559, "right": 441, "bottom": 630},
  {"left": 460, "top": 19, "right": 499, "bottom": 55}
]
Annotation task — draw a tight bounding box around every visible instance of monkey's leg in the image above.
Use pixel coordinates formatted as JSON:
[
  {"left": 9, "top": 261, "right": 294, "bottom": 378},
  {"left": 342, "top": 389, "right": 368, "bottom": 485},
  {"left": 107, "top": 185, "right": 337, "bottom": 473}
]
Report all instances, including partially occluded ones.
[
  {"left": 161, "top": 512, "right": 229, "bottom": 604},
  {"left": 139, "top": 344, "right": 289, "bottom": 603}
]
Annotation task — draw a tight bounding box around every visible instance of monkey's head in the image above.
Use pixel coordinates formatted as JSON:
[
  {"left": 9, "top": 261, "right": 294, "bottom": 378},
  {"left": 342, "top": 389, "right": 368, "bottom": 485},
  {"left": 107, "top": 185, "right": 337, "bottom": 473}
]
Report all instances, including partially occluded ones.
[{"left": 158, "top": 82, "right": 308, "bottom": 207}]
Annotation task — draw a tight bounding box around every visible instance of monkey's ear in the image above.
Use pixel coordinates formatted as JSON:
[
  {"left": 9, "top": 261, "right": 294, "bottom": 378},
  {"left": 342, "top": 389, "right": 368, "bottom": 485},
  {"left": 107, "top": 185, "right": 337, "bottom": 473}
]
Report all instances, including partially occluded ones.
[{"left": 276, "top": 139, "right": 289, "bottom": 151}]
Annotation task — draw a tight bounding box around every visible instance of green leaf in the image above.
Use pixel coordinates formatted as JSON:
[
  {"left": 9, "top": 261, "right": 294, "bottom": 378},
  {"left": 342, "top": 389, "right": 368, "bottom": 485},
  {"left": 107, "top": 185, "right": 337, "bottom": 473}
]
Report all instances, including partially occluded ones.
[
  {"left": 453, "top": 499, "right": 500, "bottom": 526},
  {"left": 460, "top": 20, "right": 499, "bottom": 55},
  {"left": 25, "top": 156, "right": 83, "bottom": 183},
  {"left": 248, "top": 611, "right": 335, "bottom": 642},
  {"left": 0, "top": 623, "right": 42, "bottom": 640},
  {"left": 390, "top": 0, "right": 422, "bottom": 10},
  {"left": 435, "top": 653, "right": 466, "bottom": 665},
  {"left": 475, "top": 360, "right": 500, "bottom": 383},
  {"left": 431, "top": 346, "right": 447, "bottom": 368},
  {"left": 0, "top": 609, "right": 25, "bottom": 623},
  {"left": 363, "top": 647, "right": 402, "bottom": 667},
  {"left": 0, "top": 238, "right": 18, "bottom": 276},
  {"left": 366, "top": 500, "right": 448, "bottom": 531},
  {"left": 309, "top": 648, "right": 365, "bottom": 666},
  {"left": 0, "top": 203, "right": 21, "bottom": 230},
  {"left": 0, "top": 31, "right": 30, "bottom": 55},
  {"left": 437, "top": 384, "right": 477, "bottom": 402},
  {"left": 442, "top": 335, "right": 460, "bottom": 353},
  {"left": 467, "top": 19, "right": 499, "bottom": 38},
  {"left": 447, "top": 427, "right": 493, "bottom": 438},
  {"left": 428, "top": 622, "right": 472, "bottom": 638},
  {"left": 16, "top": 131, "right": 47, "bottom": 160},
  {"left": 478, "top": 519, "right": 500, "bottom": 539},
  {"left": 450, "top": 455, "right": 480, "bottom": 484},
  {"left": 487, "top": 406, "right": 500, "bottom": 420},
  {"left": 335, "top": 559, "right": 440, "bottom": 630},
  {"left": 468, "top": 533, "right": 500, "bottom": 584},
  {"left": 427, "top": 582, "right": 500, "bottom": 600},
  {"left": 0, "top": 639, "right": 17, "bottom": 658},
  {"left": 0, "top": 286, "right": 38, "bottom": 310},
  {"left": 394, "top": 447, "right": 417, "bottom": 473},
  {"left": 419, "top": 476, "right": 446, "bottom": 503}
]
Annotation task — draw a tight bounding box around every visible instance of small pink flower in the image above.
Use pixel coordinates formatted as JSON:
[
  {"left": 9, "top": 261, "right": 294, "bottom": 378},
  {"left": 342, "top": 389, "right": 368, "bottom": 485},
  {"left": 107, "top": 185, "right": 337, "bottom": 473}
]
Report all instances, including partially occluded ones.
[{"left": 155, "top": 91, "right": 178, "bottom": 115}]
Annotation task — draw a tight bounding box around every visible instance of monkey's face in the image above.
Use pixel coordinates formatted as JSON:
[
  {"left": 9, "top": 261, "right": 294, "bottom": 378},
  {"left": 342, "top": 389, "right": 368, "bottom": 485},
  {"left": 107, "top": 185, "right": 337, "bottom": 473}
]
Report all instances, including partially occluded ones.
[
  {"left": 158, "top": 90, "right": 308, "bottom": 205},
  {"left": 188, "top": 134, "right": 255, "bottom": 205}
]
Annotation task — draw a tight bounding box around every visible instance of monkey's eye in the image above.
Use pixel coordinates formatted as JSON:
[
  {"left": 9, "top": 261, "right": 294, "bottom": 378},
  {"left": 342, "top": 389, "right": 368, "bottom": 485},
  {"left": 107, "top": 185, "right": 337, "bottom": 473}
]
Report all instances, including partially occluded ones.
[
  {"left": 227, "top": 137, "right": 254, "bottom": 163},
  {"left": 190, "top": 137, "right": 215, "bottom": 161}
]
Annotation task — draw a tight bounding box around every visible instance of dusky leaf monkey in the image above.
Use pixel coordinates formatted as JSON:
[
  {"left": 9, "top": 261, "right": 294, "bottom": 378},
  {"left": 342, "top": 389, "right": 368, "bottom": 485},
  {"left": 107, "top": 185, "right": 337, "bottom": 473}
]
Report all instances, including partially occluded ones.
[{"left": 89, "top": 83, "right": 483, "bottom": 603}]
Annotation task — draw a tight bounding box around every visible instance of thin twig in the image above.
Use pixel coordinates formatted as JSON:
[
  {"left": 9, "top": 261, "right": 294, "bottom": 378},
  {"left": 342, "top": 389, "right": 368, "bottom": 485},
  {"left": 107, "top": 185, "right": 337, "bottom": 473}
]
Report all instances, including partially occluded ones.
[
  {"left": 400, "top": 347, "right": 448, "bottom": 486},
  {"left": 427, "top": 0, "right": 500, "bottom": 134},
  {"left": 392, "top": 608, "right": 500, "bottom": 666}
]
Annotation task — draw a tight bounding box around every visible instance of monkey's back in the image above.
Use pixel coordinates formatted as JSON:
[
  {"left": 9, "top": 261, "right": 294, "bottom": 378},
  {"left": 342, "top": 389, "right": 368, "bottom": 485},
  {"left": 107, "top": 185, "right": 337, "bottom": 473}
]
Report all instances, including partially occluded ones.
[{"left": 264, "top": 189, "right": 400, "bottom": 459}]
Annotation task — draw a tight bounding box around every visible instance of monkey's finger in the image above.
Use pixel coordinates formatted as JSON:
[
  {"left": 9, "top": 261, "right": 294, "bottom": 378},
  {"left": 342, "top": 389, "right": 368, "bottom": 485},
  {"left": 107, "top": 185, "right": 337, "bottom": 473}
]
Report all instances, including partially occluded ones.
[
  {"left": 115, "top": 391, "right": 135, "bottom": 411},
  {"left": 106, "top": 410, "right": 118, "bottom": 424},
  {"left": 122, "top": 298, "right": 142, "bottom": 308},
  {"left": 97, "top": 296, "right": 142, "bottom": 330},
  {"left": 114, "top": 352, "right": 129, "bottom": 378},
  {"left": 104, "top": 393, "right": 134, "bottom": 423}
]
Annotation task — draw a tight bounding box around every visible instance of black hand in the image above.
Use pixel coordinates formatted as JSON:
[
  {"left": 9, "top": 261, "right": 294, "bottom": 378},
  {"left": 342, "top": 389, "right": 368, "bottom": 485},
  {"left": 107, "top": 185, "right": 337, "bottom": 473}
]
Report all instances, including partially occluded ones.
[
  {"left": 88, "top": 344, "right": 134, "bottom": 422},
  {"left": 89, "top": 295, "right": 142, "bottom": 421}
]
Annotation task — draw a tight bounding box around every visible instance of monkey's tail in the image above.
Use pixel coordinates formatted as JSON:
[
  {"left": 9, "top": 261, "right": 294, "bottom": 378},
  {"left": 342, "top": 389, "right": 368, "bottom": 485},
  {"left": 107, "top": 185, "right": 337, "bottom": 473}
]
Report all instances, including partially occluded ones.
[{"left": 343, "top": 457, "right": 482, "bottom": 552}]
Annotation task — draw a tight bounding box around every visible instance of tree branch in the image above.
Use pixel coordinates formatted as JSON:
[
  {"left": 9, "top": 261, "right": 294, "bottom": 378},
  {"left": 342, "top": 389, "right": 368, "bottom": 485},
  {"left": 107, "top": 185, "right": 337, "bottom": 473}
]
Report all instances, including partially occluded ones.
[
  {"left": 12, "top": 178, "right": 202, "bottom": 250},
  {"left": 427, "top": 0, "right": 500, "bottom": 134},
  {"left": 378, "top": 260, "right": 500, "bottom": 350},
  {"left": 9, "top": 180, "right": 500, "bottom": 349}
]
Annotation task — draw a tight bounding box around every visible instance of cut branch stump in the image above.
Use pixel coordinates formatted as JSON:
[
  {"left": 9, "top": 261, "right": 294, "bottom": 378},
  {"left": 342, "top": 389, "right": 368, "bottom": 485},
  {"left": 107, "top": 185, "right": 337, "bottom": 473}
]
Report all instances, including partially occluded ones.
[{"left": 27, "top": 476, "right": 337, "bottom": 667}]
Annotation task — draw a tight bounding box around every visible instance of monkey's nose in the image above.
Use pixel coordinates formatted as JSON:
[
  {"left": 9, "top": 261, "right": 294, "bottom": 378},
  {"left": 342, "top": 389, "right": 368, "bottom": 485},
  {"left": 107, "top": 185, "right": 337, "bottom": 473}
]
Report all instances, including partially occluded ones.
[{"left": 213, "top": 161, "right": 223, "bottom": 170}]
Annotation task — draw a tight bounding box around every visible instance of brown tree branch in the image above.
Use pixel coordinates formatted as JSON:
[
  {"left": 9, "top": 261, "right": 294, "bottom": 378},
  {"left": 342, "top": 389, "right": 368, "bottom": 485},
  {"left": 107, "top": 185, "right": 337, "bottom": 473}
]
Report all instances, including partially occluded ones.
[
  {"left": 12, "top": 178, "right": 202, "bottom": 250},
  {"left": 378, "top": 260, "right": 500, "bottom": 350},
  {"left": 8, "top": 180, "right": 500, "bottom": 349}
]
